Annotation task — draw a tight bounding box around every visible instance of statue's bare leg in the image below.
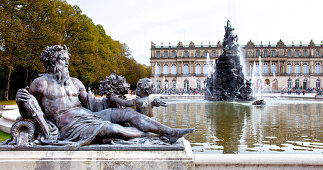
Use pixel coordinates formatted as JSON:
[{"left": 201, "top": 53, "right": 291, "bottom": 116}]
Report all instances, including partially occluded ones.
[
  {"left": 98, "top": 123, "right": 146, "bottom": 139},
  {"left": 96, "top": 108, "right": 194, "bottom": 143}
]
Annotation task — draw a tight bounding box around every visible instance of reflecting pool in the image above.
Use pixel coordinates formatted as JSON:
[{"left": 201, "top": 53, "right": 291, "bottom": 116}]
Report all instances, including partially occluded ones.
[{"left": 153, "top": 98, "right": 323, "bottom": 154}]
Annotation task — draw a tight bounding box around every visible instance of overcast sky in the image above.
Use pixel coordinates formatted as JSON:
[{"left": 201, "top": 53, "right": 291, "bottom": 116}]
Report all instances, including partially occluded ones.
[{"left": 66, "top": 0, "right": 322, "bottom": 65}]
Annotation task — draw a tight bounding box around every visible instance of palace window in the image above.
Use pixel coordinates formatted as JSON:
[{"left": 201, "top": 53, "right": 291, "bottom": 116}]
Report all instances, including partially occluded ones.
[
  {"left": 272, "top": 63, "right": 276, "bottom": 73},
  {"left": 316, "top": 63, "right": 321, "bottom": 74},
  {"left": 256, "top": 50, "right": 260, "bottom": 57},
  {"left": 288, "top": 50, "right": 291, "bottom": 57},
  {"left": 287, "top": 64, "right": 292, "bottom": 74},
  {"left": 317, "top": 50, "right": 320, "bottom": 57},
  {"left": 184, "top": 51, "right": 188, "bottom": 57},
  {"left": 163, "top": 64, "right": 168, "bottom": 74},
  {"left": 196, "top": 64, "right": 201, "bottom": 75},
  {"left": 183, "top": 64, "right": 189, "bottom": 75},
  {"left": 295, "top": 79, "right": 300, "bottom": 88},
  {"left": 272, "top": 50, "right": 276, "bottom": 57},
  {"left": 196, "top": 51, "right": 200, "bottom": 57},
  {"left": 171, "top": 64, "right": 176, "bottom": 75},
  {"left": 212, "top": 51, "right": 216, "bottom": 57},
  {"left": 303, "top": 79, "right": 308, "bottom": 89},
  {"left": 204, "top": 51, "right": 208, "bottom": 57},
  {"left": 303, "top": 64, "right": 308, "bottom": 74},
  {"left": 164, "top": 51, "right": 168, "bottom": 58},
  {"left": 264, "top": 50, "right": 268, "bottom": 57},
  {"left": 288, "top": 79, "right": 292, "bottom": 89},
  {"left": 184, "top": 80, "right": 189, "bottom": 91},
  {"left": 172, "top": 51, "right": 176, "bottom": 57},
  {"left": 303, "top": 50, "right": 307, "bottom": 57},
  {"left": 295, "top": 64, "right": 300, "bottom": 74},
  {"left": 164, "top": 80, "right": 169, "bottom": 89},
  {"left": 172, "top": 80, "right": 176, "bottom": 89},
  {"left": 156, "top": 51, "right": 160, "bottom": 58},
  {"left": 203, "top": 64, "right": 208, "bottom": 75},
  {"left": 264, "top": 63, "right": 269, "bottom": 74},
  {"left": 197, "top": 79, "right": 201, "bottom": 90},
  {"left": 156, "top": 64, "right": 161, "bottom": 75},
  {"left": 256, "top": 63, "right": 260, "bottom": 75},
  {"left": 295, "top": 50, "right": 299, "bottom": 57},
  {"left": 316, "top": 79, "right": 321, "bottom": 89}
]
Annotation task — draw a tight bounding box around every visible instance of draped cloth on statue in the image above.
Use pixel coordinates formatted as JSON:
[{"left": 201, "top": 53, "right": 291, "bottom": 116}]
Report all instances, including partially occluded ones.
[{"left": 59, "top": 113, "right": 109, "bottom": 146}]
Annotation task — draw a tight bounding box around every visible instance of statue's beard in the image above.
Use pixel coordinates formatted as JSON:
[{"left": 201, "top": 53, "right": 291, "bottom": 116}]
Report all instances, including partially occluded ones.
[{"left": 54, "top": 65, "right": 70, "bottom": 86}]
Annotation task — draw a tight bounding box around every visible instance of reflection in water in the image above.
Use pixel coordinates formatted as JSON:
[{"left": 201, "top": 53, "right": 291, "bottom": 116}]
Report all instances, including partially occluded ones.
[{"left": 154, "top": 99, "right": 323, "bottom": 154}]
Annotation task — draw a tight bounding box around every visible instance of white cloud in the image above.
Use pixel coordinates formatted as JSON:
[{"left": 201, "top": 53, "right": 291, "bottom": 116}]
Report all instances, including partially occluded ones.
[{"left": 66, "top": 0, "right": 323, "bottom": 65}]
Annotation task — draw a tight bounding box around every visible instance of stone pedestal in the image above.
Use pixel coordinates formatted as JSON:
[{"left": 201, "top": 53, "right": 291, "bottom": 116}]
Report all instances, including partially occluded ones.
[{"left": 0, "top": 138, "right": 194, "bottom": 170}]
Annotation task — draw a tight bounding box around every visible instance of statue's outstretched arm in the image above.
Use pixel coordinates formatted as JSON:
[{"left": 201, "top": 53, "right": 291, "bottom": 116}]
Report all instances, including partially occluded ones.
[{"left": 110, "top": 94, "right": 136, "bottom": 107}]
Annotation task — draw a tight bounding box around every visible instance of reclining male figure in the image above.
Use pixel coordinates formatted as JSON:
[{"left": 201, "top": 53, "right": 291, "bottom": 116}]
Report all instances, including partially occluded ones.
[{"left": 16, "top": 45, "right": 193, "bottom": 145}]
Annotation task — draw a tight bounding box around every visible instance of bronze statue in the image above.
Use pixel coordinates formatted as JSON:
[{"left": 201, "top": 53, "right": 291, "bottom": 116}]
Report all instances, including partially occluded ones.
[
  {"left": 100, "top": 76, "right": 166, "bottom": 117},
  {"left": 10, "top": 45, "right": 193, "bottom": 146}
]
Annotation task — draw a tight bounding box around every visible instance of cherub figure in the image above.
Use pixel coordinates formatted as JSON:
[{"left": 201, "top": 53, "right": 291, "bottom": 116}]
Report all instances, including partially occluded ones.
[{"left": 99, "top": 76, "right": 166, "bottom": 117}]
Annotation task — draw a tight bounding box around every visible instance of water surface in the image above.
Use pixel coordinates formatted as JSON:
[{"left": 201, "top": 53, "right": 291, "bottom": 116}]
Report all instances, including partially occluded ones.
[{"left": 153, "top": 98, "right": 323, "bottom": 154}]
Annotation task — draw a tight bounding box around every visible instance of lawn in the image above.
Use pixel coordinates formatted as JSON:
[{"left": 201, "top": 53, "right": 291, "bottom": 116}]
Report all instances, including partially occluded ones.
[
  {"left": 0, "top": 131, "right": 10, "bottom": 142},
  {"left": 0, "top": 100, "right": 16, "bottom": 105}
]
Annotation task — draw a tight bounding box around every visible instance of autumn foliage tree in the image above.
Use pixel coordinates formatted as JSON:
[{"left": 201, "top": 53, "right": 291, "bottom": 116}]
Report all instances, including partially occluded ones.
[{"left": 0, "top": 0, "right": 150, "bottom": 100}]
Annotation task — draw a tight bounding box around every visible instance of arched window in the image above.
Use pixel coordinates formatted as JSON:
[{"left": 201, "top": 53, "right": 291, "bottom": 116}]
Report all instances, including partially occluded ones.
[
  {"left": 303, "top": 79, "right": 308, "bottom": 89},
  {"left": 197, "top": 79, "right": 201, "bottom": 90},
  {"left": 264, "top": 63, "right": 269, "bottom": 74},
  {"left": 172, "top": 51, "right": 176, "bottom": 57},
  {"left": 316, "top": 79, "right": 321, "bottom": 89},
  {"left": 287, "top": 64, "right": 292, "bottom": 74},
  {"left": 295, "top": 79, "right": 300, "bottom": 88},
  {"left": 295, "top": 50, "right": 299, "bottom": 57},
  {"left": 196, "top": 51, "right": 200, "bottom": 57},
  {"left": 288, "top": 79, "right": 292, "bottom": 89},
  {"left": 171, "top": 64, "right": 176, "bottom": 75},
  {"left": 264, "top": 50, "right": 268, "bottom": 57},
  {"left": 163, "top": 64, "right": 168, "bottom": 74},
  {"left": 272, "top": 50, "right": 276, "bottom": 57},
  {"left": 273, "top": 79, "right": 278, "bottom": 90},
  {"left": 203, "top": 64, "right": 208, "bottom": 75},
  {"left": 316, "top": 63, "right": 321, "bottom": 74},
  {"left": 196, "top": 64, "right": 201, "bottom": 75},
  {"left": 156, "top": 80, "right": 161, "bottom": 90},
  {"left": 184, "top": 80, "right": 189, "bottom": 91},
  {"left": 184, "top": 51, "right": 188, "bottom": 57},
  {"left": 303, "top": 64, "right": 308, "bottom": 74},
  {"left": 183, "top": 64, "right": 189, "bottom": 75},
  {"left": 271, "top": 63, "right": 276, "bottom": 73},
  {"left": 164, "top": 80, "right": 169, "bottom": 89},
  {"left": 204, "top": 51, "right": 208, "bottom": 57},
  {"left": 156, "top": 64, "right": 161, "bottom": 75},
  {"left": 164, "top": 51, "right": 168, "bottom": 58},
  {"left": 172, "top": 80, "right": 176, "bottom": 89},
  {"left": 295, "top": 64, "right": 300, "bottom": 74}
]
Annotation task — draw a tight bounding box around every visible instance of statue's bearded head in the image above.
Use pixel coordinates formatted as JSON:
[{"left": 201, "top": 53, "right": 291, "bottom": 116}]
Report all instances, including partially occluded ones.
[{"left": 40, "top": 45, "right": 71, "bottom": 85}]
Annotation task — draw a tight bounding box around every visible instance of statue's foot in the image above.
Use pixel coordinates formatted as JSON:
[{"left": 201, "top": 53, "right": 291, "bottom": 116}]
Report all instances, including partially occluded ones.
[{"left": 166, "top": 128, "right": 194, "bottom": 143}]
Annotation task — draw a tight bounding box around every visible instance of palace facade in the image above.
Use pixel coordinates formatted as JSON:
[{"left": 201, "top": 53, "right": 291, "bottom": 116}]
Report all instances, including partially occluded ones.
[{"left": 150, "top": 40, "right": 323, "bottom": 92}]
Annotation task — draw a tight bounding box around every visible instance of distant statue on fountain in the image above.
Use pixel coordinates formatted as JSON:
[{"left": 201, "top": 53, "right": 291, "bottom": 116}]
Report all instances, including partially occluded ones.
[
  {"left": 3, "top": 45, "right": 193, "bottom": 147},
  {"left": 205, "top": 20, "right": 253, "bottom": 101}
]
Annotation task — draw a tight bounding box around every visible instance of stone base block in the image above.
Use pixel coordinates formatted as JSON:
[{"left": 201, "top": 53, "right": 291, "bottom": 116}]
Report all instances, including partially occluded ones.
[{"left": 0, "top": 139, "right": 194, "bottom": 170}]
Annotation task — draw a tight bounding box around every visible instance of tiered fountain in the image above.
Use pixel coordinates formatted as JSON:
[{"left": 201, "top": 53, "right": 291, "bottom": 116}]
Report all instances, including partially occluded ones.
[{"left": 205, "top": 20, "right": 253, "bottom": 101}]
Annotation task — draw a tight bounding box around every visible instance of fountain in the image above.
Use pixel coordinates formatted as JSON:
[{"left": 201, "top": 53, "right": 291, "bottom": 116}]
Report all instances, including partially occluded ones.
[{"left": 205, "top": 20, "right": 253, "bottom": 101}]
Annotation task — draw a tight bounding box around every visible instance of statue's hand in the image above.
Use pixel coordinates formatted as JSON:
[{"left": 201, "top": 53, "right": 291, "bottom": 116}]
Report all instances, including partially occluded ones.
[{"left": 16, "top": 88, "right": 31, "bottom": 102}]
